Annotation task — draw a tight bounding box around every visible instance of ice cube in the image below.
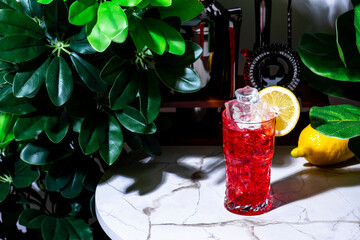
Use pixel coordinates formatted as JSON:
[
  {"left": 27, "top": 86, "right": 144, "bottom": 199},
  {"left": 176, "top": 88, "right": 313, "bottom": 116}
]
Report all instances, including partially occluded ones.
[
  {"left": 225, "top": 86, "right": 277, "bottom": 129},
  {"left": 257, "top": 98, "right": 278, "bottom": 121},
  {"left": 235, "top": 86, "right": 259, "bottom": 104}
]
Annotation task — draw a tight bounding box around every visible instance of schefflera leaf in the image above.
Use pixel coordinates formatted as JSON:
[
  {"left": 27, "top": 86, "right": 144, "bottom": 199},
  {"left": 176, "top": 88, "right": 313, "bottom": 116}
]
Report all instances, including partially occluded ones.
[
  {"left": 155, "top": 66, "right": 201, "bottom": 93},
  {"left": 116, "top": 106, "right": 156, "bottom": 134},
  {"left": 97, "top": 1, "right": 128, "bottom": 39},
  {"left": 70, "top": 52, "right": 107, "bottom": 92},
  {"left": 79, "top": 113, "right": 107, "bottom": 155},
  {"left": 45, "top": 111, "right": 70, "bottom": 144},
  {"left": 113, "top": 0, "right": 143, "bottom": 7},
  {"left": 109, "top": 66, "right": 139, "bottom": 110},
  {"left": 139, "top": 70, "right": 161, "bottom": 124},
  {"left": 0, "top": 35, "right": 47, "bottom": 63},
  {"left": 100, "top": 114, "right": 123, "bottom": 165},
  {"left": 143, "top": 18, "right": 185, "bottom": 55},
  {"left": 46, "top": 56, "right": 73, "bottom": 107},
  {"left": 86, "top": 17, "right": 111, "bottom": 52},
  {"left": 68, "top": 0, "right": 98, "bottom": 26},
  {"left": 13, "top": 58, "right": 51, "bottom": 98},
  {"left": 0, "top": 9, "right": 44, "bottom": 38},
  {"left": 150, "top": 0, "right": 171, "bottom": 7},
  {"left": 158, "top": 0, "right": 204, "bottom": 22}
]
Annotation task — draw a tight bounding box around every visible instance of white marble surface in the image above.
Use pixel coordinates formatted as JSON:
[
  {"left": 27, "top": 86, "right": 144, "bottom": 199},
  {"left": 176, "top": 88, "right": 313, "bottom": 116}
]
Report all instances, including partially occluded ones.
[{"left": 95, "top": 146, "right": 360, "bottom": 240}]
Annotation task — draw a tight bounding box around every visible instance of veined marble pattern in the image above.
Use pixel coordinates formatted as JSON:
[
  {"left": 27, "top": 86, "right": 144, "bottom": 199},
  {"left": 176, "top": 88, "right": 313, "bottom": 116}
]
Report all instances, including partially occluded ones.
[{"left": 95, "top": 146, "right": 360, "bottom": 240}]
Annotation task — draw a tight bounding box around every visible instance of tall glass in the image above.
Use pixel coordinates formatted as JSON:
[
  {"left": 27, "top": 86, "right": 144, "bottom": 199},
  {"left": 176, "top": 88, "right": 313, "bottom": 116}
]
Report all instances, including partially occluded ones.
[{"left": 222, "top": 110, "right": 275, "bottom": 215}]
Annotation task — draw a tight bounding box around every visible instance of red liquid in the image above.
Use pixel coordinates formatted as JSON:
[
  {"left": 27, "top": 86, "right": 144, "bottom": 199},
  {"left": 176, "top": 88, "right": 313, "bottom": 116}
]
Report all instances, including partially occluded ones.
[{"left": 222, "top": 110, "right": 275, "bottom": 215}]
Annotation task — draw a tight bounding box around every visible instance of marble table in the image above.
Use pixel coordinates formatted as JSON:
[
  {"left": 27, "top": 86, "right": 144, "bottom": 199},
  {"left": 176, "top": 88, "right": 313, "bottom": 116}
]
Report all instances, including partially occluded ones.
[{"left": 95, "top": 146, "right": 360, "bottom": 240}]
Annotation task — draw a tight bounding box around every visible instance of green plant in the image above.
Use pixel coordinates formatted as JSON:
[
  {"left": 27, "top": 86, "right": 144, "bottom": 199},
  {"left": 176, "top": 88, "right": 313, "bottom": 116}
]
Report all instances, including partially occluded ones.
[
  {"left": 0, "top": 0, "right": 203, "bottom": 238},
  {"left": 297, "top": 0, "right": 360, "bottom": 161}
]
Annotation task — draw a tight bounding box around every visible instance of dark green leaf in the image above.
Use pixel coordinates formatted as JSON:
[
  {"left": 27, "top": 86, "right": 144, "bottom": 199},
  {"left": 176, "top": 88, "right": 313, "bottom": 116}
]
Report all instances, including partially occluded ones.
[
  {"left": 139, "top": 70, "right": 161, "bottom": 123},
  {"left": 18, "top": 209, "right": 45, "bottom": 229},
  {"left": 71, "top": 117, "right": 83, "bottom": 133},
  {"left": 349, "top": 136, "right": 360, "bottom": 161},
  {"left": 158, "top": 0, "right": 204, "bottom": 22},
  {"left": 70, "top": 52, "right": 107, "bottom": 92},
  {"left": 155, "top": 66, "right": 201, "bottom": 93},
  {"left": 129, "top": 17, "right": 145, "bottom": 51},
  {"left": 20, "top": 140, "right": 67, "bottom": 165},
  {"left": 156, "top": 41, "right": 202, "bottom": 67},
  {"left": 0, "top": 113, "right": 17, "bottom": 149},
  {"left": 61, "top": 169, "right": 86, "bottom": 198},
  {"left": 100, "top": 56, "right": 130, "bottom": 84},
  {"left": 13, "top": 160, "right": 40, "bottom": 188},
  {"left": 310, "top": 105, "right": 360, "bottom": 139},
  {"left": 79, "top": 114, "right": 107, "bottom": 155},
  {"left": 100, "top": 114, "right": 123, "bottom": 165},
  {"left": 45, "top": 158, "right": 73, "bottom": 191},
  {"left": 64, "top": 217, "right": 93, "bottom": 240},
  {"left": 19, "top": 0, "right": 44, "bottom": 18},
  {"left": 3, "top": 71, "right": 15, "bottom": 84},
  {"left": 0, "top": 85, "right": 37, "bottom": 114},
  {"left": 0, "top": 60, "right": 13, "bottom": 71},
  {"left": 112, "top": 0, "right": 143, "bottom": 7},
  {"left": 135, "top": 0, "right": 150, "bottom": 8},
  {"left": 90, "top": 194, "right": 95, "bottom": 217},
  {"left": 68, "top": 203, "right": 82, "bottom": 217},
  {"left": 41, "top": 216, "right": 68, "bottom": 240},
  {"left": 301, "top": 64, "right": 360, "bottom": 102},
  {"left": 0, "top": 0, "right": 23, "bottom": 11},
  {"left": 13, "top": 58, "right": 51, "bottom": 98},
  {"left": 86, "top": 17, "right": 111, "bottom": 52},
  {"left": 44, "top": 0, "right": 69, "bottom": 36},
  {"left": 336, "top": 10, "right": 360, "bottom": 68},
  {"left": 14, "top": 115, "right": 45, "bottom": 141},
  {"left": 82, "top": 162, "right": 101, "bottom": 192},
  {"left": 144, "top": 18, "right": 185, "bottom": 55},
  {"left": 64, "top": 88, "right": 96, "bottom": 118},
  {"left": 141, "top": 134, "right": 161, "bottom": 156},
  {"left": 0, "top": 1, "right": 14, "bottom": 10},
  {"left": 298, "top": 33, "right": 360, "bottom": 82},
  {"left": 124, "top": 131, "right": 142, "bottom": 151},
  {"left": 355, "top": 4, "right": 360, "bottom": 53},
  {"left": 69, "top": 31, "right": 97, "bottom": 55},
  {"left": 69, "top": 0, "right": 98, "bottom": 26},
  {"left": 45, "top": 111, "right": 70, "bottom": 143},
  {"left": 109, "top": 67, "right": 139, "bottom": 110},
  {"left": 0, "top": 35, "right": 47, "bottom": 63},
  {"left": 0, "top": 182, "right": 10, "bottom": 202},
  {"left": 97, "top": 1, "right": 128, "bottom": 39},
  {"left": 0, "top": 9, "right": 43, "bottom": 38},
  {"left": 116, "top": 106, "right": 156, "bottom": 134},
  {"left": 46, "top": 57, "right": 73, "bottom": 106}
]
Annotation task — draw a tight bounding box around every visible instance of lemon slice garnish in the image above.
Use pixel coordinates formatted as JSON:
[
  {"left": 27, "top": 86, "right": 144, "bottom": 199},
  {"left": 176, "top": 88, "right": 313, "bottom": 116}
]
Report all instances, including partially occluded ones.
[{"left": 259, "top": 86, "right": 300, "bottom": 136}]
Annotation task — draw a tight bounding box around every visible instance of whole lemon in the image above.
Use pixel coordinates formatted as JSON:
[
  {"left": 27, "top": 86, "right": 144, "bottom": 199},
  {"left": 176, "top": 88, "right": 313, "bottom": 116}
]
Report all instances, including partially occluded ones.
[{"left": 291, "top": 124, "right": 354, "bottom": 166}]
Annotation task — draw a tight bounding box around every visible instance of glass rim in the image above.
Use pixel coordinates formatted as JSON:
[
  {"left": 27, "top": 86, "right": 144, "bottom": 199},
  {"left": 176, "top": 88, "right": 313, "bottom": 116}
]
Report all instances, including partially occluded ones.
[{"left": 222, "top": 108, "right": 277, "bottom": 124}]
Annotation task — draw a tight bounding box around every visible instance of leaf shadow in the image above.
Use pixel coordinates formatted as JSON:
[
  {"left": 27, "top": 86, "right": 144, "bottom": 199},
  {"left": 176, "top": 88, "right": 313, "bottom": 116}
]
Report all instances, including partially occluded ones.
[
  {"left": 271, "top": 159, "right": 360, "bottom": 209},
  {"left": 99, "top": 147, "right": 224, "bottom": 195}
]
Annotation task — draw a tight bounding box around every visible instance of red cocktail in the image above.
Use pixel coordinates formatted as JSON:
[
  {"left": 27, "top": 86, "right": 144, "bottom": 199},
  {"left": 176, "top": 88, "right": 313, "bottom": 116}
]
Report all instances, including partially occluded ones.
[{"left": 222, "top": 110, "right": 275, "bottom": 215}]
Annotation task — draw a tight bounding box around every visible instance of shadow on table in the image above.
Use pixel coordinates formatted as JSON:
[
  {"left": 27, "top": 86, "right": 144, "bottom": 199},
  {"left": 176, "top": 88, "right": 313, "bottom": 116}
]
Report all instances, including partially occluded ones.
[
  {"left": 271, "top": 158, "right": 360, "bottom": 209},
  {"left": 100, "top": 148, "right": 225, "bottom": 195}
]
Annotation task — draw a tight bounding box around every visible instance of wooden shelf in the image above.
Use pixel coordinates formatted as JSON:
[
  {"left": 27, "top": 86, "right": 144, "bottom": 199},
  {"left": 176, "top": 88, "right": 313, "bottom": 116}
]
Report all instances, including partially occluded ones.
[
  {"left": 161, "top": 99, "right": 226, "bottom": 108},
  {"left": 157, "top": 80, "right": 329, "bottom": 146}
]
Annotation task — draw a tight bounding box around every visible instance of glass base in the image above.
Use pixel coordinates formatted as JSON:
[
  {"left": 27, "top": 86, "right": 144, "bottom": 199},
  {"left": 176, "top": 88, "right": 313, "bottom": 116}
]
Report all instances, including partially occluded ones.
[{"left": 224, "top": 197, "right": 272, "bottom": 215}]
